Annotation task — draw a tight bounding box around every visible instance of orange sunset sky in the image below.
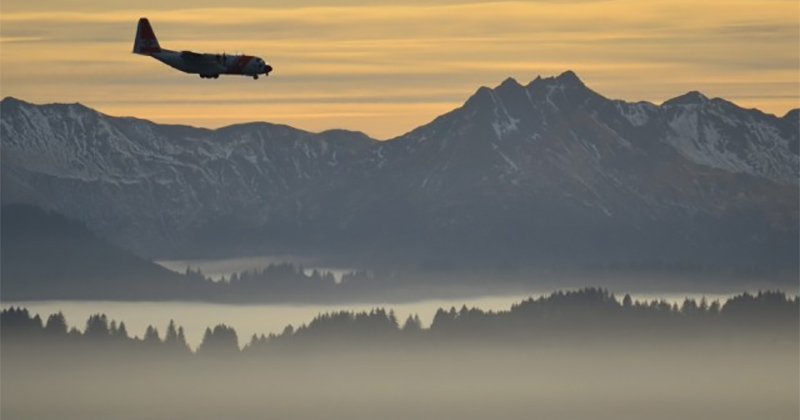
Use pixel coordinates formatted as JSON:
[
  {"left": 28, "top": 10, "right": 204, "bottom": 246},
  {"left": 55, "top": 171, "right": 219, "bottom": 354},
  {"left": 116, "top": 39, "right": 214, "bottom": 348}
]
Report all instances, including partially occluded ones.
[{"left": 1, "top": 0, "right": 798, "bottom": 139}]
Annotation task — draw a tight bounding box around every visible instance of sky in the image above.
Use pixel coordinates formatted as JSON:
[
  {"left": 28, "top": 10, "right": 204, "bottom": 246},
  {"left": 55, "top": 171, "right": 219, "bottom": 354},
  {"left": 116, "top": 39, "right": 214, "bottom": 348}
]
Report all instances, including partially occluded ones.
[{"left": 1, "top": 0, "right": 798, "bottom": 139}]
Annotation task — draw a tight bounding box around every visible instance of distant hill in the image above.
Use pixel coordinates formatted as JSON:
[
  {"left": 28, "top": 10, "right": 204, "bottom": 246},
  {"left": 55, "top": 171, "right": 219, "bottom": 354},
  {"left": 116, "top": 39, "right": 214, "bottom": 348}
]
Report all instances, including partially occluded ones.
[
  {"left": 2, "top": 71, "right": 797, "bottom": 274},
  {"left": 0, "top": 204, "right": 197, "bottom": 300}
]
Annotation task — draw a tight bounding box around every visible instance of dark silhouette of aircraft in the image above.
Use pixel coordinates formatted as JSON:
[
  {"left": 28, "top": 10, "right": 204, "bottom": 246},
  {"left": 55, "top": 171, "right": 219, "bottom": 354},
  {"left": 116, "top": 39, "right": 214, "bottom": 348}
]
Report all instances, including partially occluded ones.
[{"left": 133, "top": 18, "right": 272, "bottom": 80}]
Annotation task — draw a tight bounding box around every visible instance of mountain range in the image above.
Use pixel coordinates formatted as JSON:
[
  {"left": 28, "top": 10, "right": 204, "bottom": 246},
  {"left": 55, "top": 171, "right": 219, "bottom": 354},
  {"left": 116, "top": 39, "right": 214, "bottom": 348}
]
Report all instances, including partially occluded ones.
[{"left": 2, "top": 71, "right": 798, "bottom": 274}]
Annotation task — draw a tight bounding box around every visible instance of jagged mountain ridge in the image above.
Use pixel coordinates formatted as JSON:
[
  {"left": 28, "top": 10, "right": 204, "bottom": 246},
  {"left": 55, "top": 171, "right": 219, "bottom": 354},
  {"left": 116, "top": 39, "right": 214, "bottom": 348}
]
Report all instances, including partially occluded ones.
[
  {"left": 2, "top": 71, "right": 797, "bottom": 270},
  {"left": 327, "top": 71, "right": 798, "bottom": 266},
  {"left": 1, "top": 98, "right": 375, "bottom": 255}
]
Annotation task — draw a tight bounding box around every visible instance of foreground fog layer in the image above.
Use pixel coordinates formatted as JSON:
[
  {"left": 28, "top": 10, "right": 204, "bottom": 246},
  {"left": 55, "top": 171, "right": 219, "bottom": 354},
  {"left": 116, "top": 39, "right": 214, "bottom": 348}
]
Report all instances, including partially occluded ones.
[
  {"left": 3, "top": 289, "right": 798, "bottom": 420},
  {"left": 3, "top": 339, "right": 798, "bottom": 420}
]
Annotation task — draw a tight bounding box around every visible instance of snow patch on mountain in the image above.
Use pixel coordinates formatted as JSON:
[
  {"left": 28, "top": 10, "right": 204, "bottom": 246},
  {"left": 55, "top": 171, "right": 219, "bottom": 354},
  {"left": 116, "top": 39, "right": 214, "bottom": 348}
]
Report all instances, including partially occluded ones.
[
  {"left": 615, "top": 101, "right": 656, "bottom": 127},
  {"left": 2, "top": 72, "right": 798, "bottom": 263},
  {"left": 664, "top": 101, "right": 798, "bottom": 184}
]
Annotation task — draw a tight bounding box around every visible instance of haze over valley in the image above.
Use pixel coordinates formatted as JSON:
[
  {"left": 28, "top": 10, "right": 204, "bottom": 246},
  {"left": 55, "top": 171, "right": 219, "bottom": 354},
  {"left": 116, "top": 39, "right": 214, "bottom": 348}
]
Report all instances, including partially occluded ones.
[
  {"left": 2, "top": 63, "right": 798, "bottom": 420},
  {"left": 2, "top": 0, "right": 799, "bottom": 415}
]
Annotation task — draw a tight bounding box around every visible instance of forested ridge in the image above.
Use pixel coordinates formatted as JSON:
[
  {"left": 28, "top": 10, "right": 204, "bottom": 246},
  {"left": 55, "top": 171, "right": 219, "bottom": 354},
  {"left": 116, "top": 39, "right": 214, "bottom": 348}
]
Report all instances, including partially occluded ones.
[{"left": 3, "top": 288, "right": 797, "bottom": 358}]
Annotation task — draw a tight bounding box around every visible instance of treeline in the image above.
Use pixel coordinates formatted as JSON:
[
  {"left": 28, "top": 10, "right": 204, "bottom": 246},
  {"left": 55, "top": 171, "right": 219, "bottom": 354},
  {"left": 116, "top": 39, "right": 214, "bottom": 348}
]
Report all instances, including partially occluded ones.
[
  {"left": 3, "top": 289, "right": 798, "bottom": 358},
  {"left": 184, "top": 263, "right": 402, "bottom": 302},
  {"left": 196, "top": 263, "right": 340, "bottom": 299}
]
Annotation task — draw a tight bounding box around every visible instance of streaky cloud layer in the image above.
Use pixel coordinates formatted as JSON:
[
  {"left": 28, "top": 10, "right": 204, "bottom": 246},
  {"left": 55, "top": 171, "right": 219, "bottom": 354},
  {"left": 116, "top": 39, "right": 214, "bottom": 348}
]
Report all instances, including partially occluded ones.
[{"left": 1, "top": 0, "right": 797, "bottom": 138}]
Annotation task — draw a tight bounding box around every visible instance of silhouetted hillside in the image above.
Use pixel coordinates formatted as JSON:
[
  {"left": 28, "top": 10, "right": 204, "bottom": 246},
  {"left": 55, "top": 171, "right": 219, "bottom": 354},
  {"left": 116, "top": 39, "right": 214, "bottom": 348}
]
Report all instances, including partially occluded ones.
[
  {"left": 2, "top": 207, "right": 794, "bottom": 302},
  {"left": 0, "top": 204, "right": 201, "bottom": 300}
]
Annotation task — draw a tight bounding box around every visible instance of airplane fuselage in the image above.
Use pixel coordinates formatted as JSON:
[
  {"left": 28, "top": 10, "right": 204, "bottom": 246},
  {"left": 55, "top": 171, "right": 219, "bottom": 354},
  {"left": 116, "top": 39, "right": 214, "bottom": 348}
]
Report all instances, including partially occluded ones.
[
  {"left": 151, "top": 49, "right": 272, "bottom": 79},
  {"left": 133, "top": 18, "right": 272, "bottom": 80}
]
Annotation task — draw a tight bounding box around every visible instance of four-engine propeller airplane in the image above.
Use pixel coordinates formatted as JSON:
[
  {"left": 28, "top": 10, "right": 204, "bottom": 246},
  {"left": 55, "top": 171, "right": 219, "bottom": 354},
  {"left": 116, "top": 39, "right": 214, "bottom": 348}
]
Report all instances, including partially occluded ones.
[{"left": 133, "top": 17, "right": 272, "bottom": 80}]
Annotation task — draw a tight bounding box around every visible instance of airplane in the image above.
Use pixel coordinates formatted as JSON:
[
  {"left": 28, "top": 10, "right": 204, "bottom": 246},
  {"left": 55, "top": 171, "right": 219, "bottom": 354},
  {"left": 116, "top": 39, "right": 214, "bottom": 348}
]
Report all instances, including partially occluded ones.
[{"left": 132, "top": 17, "right": 272, "bottom": 80}]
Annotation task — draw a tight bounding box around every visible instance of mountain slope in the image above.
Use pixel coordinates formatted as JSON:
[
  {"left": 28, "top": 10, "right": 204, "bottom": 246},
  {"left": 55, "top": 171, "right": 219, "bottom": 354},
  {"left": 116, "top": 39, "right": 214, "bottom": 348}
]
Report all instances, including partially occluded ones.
[
  {"left": 0, "top": 204, "right": 200, "bottom": 300},
  {"left": 331, "top": 72, "right": 798, "bottom": 268},
  {"left": 1, "top": 98, "right": 376, "bottom": 257},
  {"left": 2, "top": 72, "right": 797, "bottom": 273}
]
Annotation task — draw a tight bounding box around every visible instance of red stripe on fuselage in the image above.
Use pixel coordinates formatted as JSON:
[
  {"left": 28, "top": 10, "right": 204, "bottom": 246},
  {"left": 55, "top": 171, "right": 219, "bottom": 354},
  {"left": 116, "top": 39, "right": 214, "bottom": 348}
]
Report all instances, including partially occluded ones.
[{"left": 226, "top": 55, "right": 253, "bottom": 74}]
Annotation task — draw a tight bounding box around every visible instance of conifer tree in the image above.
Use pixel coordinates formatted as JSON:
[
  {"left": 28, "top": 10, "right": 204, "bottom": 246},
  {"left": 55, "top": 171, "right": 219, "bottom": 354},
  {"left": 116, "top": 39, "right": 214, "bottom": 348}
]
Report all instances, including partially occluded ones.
[
  {"left": 144, "top": 325, "right": 161, "bottom": 345},
  {"left": 45, "top": 312, "right": 68, "bottom": 335}
]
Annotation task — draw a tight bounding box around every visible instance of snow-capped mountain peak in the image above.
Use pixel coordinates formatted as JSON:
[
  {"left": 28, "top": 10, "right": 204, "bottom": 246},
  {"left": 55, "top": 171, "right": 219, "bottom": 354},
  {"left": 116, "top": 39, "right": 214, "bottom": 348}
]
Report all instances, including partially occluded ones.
[
  {"left": 2, "top": 72, "right": 797, "bottom": 270},
  {"left": 663, "top": 91, "right": 709, "bottom": 107}
]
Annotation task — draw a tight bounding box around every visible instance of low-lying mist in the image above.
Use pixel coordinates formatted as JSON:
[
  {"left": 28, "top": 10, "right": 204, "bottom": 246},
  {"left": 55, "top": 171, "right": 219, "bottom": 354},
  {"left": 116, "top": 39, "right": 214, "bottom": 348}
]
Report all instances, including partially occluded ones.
[
  {"left": 2, "top": 289, "right": 798, "bottom": 420},
  {"left": 4, "top": 339, "right": 798, "bottom": 420}
]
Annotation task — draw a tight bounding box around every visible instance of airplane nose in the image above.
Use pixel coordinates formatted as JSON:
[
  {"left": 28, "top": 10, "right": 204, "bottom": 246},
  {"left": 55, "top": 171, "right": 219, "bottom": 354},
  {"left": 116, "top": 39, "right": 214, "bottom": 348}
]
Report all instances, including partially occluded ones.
[{"left": 264, "top": 64, "right": 273, "bottom": 75}]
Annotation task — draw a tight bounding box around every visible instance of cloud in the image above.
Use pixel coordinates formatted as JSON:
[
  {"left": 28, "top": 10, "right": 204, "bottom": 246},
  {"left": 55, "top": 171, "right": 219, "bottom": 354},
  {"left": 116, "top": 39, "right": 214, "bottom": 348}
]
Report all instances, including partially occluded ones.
[
  {"left": 1, "top": 0, "right": 797, "bottom": 138},
  {"left": 0, "top": 36, "right": 44, "bottom": 43}
]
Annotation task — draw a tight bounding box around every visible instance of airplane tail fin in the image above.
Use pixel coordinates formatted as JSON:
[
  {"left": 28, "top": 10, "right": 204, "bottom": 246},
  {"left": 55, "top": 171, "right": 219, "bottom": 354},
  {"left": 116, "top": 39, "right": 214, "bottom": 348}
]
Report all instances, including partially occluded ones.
[{"left": 133, "top": 18, "right": 161, "bottom": 55}]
